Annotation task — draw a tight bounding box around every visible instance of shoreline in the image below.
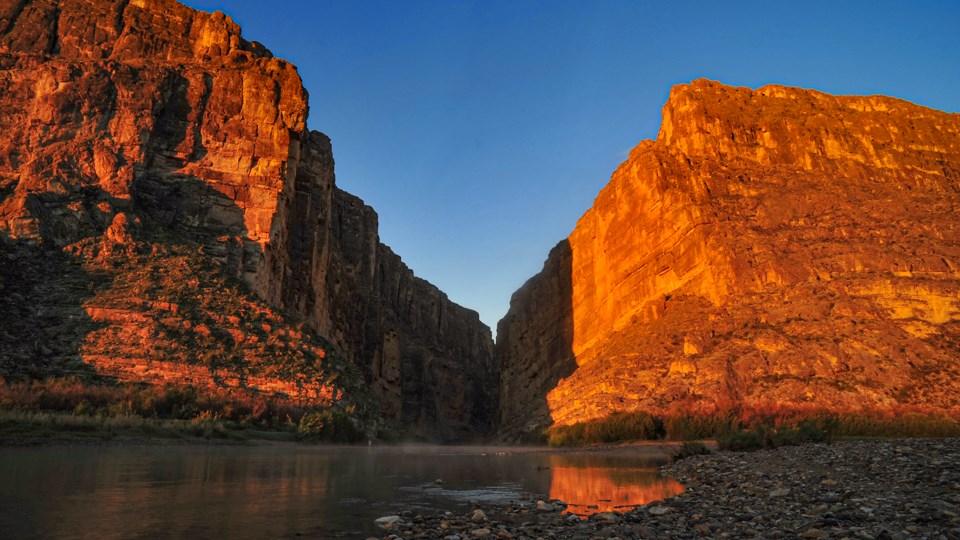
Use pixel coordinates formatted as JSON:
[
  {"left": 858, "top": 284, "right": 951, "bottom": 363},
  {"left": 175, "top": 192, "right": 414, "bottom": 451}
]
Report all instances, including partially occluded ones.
[{"left": 372, "top": 438, "right": 960, "bottom": 539}]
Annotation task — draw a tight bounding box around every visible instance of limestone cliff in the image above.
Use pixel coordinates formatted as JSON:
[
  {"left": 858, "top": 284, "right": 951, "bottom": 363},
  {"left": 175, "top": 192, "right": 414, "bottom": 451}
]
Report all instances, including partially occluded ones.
[
  {"left": 497, "top": 79, "right": 960, "bottom": 437},
  {"left": 0, "top": 0, "right": 494, "bottom": 440}
]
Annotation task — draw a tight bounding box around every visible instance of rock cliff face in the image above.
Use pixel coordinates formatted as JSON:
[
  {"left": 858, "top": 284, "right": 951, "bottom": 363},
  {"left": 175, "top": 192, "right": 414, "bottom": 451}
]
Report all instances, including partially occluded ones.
[
  {"left": 0, "top": 0, "right": 494, "bottom": 440},
  {"left": 498, "top": 79, "right": 960, "bottom": 437}
]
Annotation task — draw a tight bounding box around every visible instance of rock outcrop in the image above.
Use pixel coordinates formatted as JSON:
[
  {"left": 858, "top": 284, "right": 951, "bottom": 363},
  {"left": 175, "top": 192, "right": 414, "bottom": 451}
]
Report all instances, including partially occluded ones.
[
  {"left": 498, "top": 79, "right": 960, "bottom": 437},
  {"left": 0, "top": 0, "right": 494, "bottom": 440}
]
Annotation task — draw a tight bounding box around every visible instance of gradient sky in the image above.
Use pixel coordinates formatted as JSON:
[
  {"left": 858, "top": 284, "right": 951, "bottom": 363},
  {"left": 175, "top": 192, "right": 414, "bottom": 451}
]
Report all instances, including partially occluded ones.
[{"left": 183, "top": 0, "right": 960, "bottom": 334}]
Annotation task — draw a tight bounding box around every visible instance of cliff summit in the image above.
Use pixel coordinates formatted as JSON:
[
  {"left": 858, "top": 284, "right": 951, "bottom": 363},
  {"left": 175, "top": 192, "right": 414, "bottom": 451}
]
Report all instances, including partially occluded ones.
[
  {"left": 0, "top": 0, "right": 496, "bottom": 441},
  {"left": 498, "top": 79, "right": 960, "bottom": 438}
]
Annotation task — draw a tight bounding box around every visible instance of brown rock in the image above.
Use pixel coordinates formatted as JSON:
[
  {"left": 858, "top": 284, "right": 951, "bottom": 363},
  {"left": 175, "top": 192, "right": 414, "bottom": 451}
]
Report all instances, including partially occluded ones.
[{"left": 497, "top": 79, "right": 960, "bottom": 435}]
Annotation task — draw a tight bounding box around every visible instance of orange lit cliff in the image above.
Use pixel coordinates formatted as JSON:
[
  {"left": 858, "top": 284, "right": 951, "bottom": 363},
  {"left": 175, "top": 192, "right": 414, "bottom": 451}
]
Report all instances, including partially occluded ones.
[
  {"left": 0, "top": 0, "right": 495, "bottom": 440},
  {"left": 497, "top": 79, "right": 960, "bottom": 437}
]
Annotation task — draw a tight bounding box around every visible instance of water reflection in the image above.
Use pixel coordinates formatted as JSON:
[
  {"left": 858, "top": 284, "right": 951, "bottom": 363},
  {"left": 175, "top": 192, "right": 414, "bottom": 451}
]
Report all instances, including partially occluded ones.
[
  {"left": 548, "top": 454, "right": 684, "bottom": 515},
  {"left": 0, "top": 445, "right": 683, "bottom": 539}
]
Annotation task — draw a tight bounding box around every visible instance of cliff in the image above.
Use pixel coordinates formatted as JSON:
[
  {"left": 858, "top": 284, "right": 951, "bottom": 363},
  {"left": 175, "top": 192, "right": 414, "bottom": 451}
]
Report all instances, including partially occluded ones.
[
  {"left": 0, "top": 0, "right": 494, "bottom": 440},
  {"left": 497, "top": 79, "right": 960, "bottom": 437}
]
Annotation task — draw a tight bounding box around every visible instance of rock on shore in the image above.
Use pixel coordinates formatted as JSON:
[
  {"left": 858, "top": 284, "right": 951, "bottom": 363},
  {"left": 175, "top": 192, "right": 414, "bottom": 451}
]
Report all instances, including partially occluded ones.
[{"left": 374, "top": 439, "right": 960, "bottom": 539}]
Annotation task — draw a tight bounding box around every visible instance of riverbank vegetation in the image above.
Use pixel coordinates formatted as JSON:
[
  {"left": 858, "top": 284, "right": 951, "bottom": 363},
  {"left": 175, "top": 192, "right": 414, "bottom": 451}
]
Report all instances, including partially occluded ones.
[
  {"left": 544, "top": 406, "right": 960, "bottom": 450},
  {"left": 0, "top": 376, "right": 366, "bottom": 443}
]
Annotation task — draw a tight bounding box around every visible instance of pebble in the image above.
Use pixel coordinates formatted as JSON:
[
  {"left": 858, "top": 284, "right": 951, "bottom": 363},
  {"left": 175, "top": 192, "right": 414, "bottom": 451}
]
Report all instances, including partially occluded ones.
[
  {"left": 369, "top": 439, "right": 960, "bottom": 539},
  {"left": 592, "top": 512, "right": 619, "bottom": 523},
  {"left": 535, "top": 500, "right": 557, "bottom": 512},
  {"left": 373, "top": 515, "right": 400, "bottom": 530}
]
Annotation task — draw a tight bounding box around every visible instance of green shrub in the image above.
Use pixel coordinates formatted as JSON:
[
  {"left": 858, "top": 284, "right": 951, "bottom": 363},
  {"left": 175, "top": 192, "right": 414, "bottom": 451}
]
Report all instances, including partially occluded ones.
[
  {"left": 718, "top": 418, "right": 833, "bottom": 451},
  {"left": 297, "top": 409, "right": 364, "bottom": 443},
  {"left": 664, "top": 413, "right": 738, "bottom": 441},
  {"left": 546, "top": 423, "right": 586, "bottom": 447},
  {"left": 670, "top": 441, "right": 711, "bottom": 462},
  {"left": 546, "top": 411, "right": 664, "bottom": 446},
  {"left": 718, "top": 428, "right": 765, "bottom": 451},
  {"left": 829, "top": 413, "right": 960, "bottom": 439}
]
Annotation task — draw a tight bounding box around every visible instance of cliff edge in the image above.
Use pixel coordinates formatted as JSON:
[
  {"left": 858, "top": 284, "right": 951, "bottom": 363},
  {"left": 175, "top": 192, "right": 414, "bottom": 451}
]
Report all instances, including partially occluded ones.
[
  {"left": 497, "top": 79, "right": 960, "bottom": 438},
  {"left": 0, "top": 0, "right": 495, "bottom": 440}
]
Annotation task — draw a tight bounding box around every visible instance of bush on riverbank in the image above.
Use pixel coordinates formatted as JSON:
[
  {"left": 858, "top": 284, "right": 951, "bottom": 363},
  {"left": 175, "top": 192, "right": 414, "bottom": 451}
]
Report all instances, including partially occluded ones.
[
  {"left": 664, "top": 413, "right": 739, "bottom": 441},
  {"left": 297, "top": 409, "right": 365, "bottom": 443},
  {"left": 544, "top": 406, "right": 960, "bottom": 449},
  {"left": 830, "top": 412, "right": 960, "bottom": 438},
  {"left": 718, "top": 418, "right": 833, "bottom": 451},
  {"left": 670, "top": 440, "right": 711, "bottom": 462},
  {"left": 0, "top": 376, "right": 367, "bottom": 443},
  {"left": 546, "top": 411, "right": 664, "bottom": 446},
  {"left": 0, "top": 409, "right": 298, "bottom": 441}
]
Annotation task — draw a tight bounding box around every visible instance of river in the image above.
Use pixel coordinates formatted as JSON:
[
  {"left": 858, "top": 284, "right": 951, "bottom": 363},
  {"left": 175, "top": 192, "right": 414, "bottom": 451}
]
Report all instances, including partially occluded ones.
[{"left": 0, "top": 443, "right": 683, "bottom": 539}]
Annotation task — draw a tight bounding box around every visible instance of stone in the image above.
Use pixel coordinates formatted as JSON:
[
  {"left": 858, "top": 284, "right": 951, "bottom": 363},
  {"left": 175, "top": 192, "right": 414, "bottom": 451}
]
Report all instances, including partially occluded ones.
[
  {"left": 471, "top": 509, "right": 487, "bottom": 522},
  {"left": 535, "top": 500, "right": 557, "bottom": 512},
  {"left": 648, "top": 506, "right": 672, "bottom": 515},
  {"left": 374, "top": 516, "right": 401, "bottom": 529},
  {"left": 769, "top": 489, "right": 791, "bottom": 498},
  {"left": 470, "top": 528, "right": 491, "bottom": 537},
  {"left": 496, "top": 78, "right": 960, "bottom": 436}
]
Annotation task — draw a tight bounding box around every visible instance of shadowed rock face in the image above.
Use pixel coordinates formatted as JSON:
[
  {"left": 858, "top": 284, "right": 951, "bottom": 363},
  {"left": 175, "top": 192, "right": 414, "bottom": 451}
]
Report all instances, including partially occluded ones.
[
  {"left": 497, "top": 79, "right": 960, "bottom": 438},
  {"left": 0, "top": 0, "right": 495, "bottom": 440}
]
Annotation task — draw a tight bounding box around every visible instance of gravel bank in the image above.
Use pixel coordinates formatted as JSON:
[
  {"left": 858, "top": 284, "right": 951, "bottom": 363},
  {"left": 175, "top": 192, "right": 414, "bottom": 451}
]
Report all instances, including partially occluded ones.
[{"left": 372, "top": 439, "right": 960, "bottom": 539}]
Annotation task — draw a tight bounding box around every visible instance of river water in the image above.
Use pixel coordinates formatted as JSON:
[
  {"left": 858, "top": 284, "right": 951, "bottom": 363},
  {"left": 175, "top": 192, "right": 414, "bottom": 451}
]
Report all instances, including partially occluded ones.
[{"left": 0, "top": 443, "right": 683, "bottom": 539}]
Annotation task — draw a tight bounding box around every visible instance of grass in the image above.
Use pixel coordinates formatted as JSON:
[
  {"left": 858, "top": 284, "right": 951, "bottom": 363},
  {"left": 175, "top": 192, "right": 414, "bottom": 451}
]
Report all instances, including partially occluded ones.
[
  {"left": 545, "top": 411, "right": 664, "bottom": 446},
  {"left": 0, "top": 377, "right": 366, "bottom": 443},
  {"left": 544, "top": 406, "right": 960, "bottom": 451},
  {"left": 669, "top": 440, "right": 711, "bottom": 462},
  {"left": 0, "top": 409, "right": 299, "bottom": 442}
]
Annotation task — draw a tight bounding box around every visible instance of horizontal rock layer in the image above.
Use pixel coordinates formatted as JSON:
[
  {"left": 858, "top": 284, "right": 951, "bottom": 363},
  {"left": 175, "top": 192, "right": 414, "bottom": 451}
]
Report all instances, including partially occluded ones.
[
  {"left": 0, "top": 0, "right": 494, "bottom": 440},
  {"left": 497, "top": 79, "right": 960, "bottom": 437}
]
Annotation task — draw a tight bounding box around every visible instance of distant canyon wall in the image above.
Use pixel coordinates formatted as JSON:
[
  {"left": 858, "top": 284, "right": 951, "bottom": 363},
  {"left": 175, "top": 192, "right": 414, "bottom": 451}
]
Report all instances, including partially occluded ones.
[
  {"left": 0, "top": 0, "right": 495, "bottom": 440},
  {"left": 497, "top": 79, "right": 960, "bottom": 437}
]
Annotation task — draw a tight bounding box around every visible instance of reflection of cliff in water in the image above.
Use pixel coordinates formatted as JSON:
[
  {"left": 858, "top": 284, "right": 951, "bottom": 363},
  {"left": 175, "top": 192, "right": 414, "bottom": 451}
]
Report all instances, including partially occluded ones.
[{"left": 547, "top": 455, "right": 684, "bottom": 515}]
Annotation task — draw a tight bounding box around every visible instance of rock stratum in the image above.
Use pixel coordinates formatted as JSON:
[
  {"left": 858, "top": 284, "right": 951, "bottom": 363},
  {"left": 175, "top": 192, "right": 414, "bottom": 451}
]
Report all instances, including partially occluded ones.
[
  {"left": 498, "top": 79, "right": 960, "bottom": 437},
  {"left": 0, "top": 0, "right": 495, "bottom": 440}
]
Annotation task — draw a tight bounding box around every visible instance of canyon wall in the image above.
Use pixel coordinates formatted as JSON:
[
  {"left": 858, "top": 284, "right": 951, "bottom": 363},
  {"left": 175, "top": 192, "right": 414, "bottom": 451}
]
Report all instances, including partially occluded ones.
[
  {"left": 0, "top": 0, "right": 494, "bottom": 440},
  {"left": 498, "top": 79, "right": 960, "bottom": 437}
]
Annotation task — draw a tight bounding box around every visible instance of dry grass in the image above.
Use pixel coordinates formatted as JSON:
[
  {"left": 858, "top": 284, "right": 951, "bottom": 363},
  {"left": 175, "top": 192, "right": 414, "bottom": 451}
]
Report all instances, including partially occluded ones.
[
  {"left": 543, "top": 403, "right": 960, "bottom": 450},
  {"left": 0, "top": 377, "right": 365, "bottom": 442}
]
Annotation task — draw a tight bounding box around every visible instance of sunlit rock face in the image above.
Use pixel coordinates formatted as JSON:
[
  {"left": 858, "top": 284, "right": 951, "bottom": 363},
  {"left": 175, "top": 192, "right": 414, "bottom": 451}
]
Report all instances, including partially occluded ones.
[
  {"left": 0, "top": 0, "right": 495, "bottom": 440},
  {"left": 497, "top": 79, "right": 960, "bottom": 437}
]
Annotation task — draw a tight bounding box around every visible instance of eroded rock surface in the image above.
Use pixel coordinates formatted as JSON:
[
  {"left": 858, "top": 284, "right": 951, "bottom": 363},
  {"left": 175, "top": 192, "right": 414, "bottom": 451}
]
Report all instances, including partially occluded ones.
[
  {"left": 498, "top": 79, "right": 960, "bottom": 436},
  {"left": 0, "top": 0, "right": 494, "bottom": 440}
]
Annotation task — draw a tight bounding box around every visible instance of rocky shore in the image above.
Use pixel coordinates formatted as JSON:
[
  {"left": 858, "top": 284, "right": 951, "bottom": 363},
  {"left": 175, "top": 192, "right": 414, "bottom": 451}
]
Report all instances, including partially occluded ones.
[{"left": 372, "top": 439, "right": 960, "bottom": 539}]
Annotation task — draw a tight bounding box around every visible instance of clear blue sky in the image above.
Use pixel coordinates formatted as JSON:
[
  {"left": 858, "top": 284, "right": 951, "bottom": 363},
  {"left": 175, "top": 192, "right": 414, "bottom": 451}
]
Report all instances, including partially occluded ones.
[{"left": 182, "top": 0, "right": 960, "bottom": 334}]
